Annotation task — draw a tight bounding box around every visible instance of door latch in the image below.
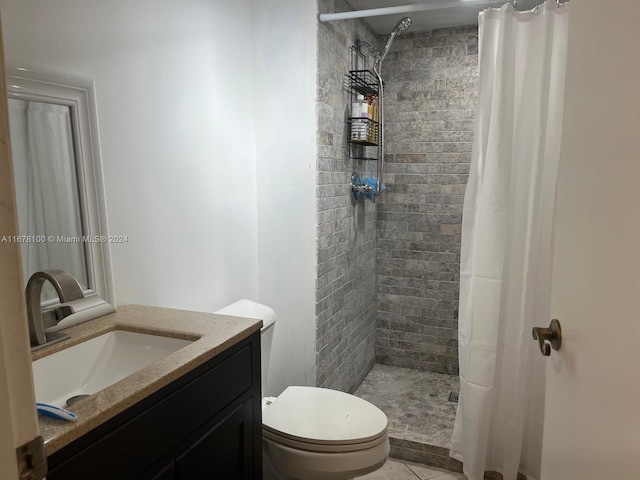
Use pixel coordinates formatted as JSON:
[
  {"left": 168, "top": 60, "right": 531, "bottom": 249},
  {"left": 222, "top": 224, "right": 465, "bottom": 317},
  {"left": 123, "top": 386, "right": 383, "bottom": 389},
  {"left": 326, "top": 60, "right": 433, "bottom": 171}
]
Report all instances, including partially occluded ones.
[
  {"left": 16, "top": 435, "right": 47, "bottom": 480},
  {"left": 532, "top": 319, "right": 562, "bottom": 356}
]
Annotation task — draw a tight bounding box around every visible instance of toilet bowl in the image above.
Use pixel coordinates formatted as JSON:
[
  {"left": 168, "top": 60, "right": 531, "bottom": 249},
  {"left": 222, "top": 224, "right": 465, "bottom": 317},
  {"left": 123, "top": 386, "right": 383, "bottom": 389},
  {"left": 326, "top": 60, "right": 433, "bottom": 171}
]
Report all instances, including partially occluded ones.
[
  {"left": 262, "top": 386, "right": 389, "bottom": 480},
  {"left": 215, "top": 300, "right": 389, "bottom": 480}
]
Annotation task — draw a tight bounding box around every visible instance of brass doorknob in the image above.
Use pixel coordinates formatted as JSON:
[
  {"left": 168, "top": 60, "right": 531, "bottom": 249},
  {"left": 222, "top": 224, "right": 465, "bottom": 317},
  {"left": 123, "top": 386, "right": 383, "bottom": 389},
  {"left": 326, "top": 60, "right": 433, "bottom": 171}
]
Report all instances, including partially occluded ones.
[{"left": 532, "top": 319, "right": 562, "bottom": 356}]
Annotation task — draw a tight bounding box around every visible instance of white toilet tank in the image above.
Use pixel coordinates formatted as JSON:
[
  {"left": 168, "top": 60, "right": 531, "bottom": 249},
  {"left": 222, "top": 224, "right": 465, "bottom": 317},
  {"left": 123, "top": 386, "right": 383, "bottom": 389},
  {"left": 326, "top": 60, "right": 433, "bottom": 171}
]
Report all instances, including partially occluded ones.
[{"left": 214, "top": 299, "right": 276, "bottom": 396}]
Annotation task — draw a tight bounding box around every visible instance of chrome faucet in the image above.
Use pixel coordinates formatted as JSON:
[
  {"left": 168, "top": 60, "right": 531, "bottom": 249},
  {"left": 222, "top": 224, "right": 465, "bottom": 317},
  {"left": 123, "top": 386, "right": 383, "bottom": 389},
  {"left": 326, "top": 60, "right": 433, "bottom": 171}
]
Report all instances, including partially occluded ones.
[{"left": 26, "top": 270, "right": 85, "bottom": 349}]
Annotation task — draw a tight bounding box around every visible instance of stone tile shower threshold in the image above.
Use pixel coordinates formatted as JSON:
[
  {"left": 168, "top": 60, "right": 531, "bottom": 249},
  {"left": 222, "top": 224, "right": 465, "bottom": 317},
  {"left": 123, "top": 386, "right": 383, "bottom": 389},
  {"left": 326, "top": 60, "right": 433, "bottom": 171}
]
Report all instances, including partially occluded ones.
[{"left": 354, "top": 364, "right": 462, "bottom": 472}]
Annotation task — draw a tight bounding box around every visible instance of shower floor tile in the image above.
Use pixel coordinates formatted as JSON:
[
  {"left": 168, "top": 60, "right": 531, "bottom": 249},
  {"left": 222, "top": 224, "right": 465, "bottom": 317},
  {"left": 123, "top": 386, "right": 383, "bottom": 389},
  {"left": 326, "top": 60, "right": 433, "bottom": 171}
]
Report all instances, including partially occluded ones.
[{"left": 354, "top": 364, "right": 459, "bottom": 450}]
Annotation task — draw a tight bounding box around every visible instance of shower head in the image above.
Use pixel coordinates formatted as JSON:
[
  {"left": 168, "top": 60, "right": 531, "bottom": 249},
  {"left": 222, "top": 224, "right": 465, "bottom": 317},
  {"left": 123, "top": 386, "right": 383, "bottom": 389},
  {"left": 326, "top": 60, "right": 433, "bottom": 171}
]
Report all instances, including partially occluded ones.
[
  {"left": 394, "top": 17, "right": 413, "bottom": 34},
  {"left": 378, "top": 17, "right": 412, "bottom": 64}
]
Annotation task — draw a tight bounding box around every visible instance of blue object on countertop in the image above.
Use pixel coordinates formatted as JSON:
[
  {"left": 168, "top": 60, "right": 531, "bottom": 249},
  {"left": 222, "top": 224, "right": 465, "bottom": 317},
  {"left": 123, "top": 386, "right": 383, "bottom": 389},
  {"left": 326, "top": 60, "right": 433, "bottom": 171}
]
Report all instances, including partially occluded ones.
[{"left": 36, "top": 402, "right": 77, "bottom": 422}]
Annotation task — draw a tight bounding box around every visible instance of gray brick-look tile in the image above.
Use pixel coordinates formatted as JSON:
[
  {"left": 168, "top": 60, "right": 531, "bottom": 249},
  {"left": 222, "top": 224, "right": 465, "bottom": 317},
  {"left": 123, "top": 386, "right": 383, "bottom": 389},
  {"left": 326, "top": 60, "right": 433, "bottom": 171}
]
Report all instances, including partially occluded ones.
[
  {"left": 376, "top": 26, "right": 477, "bottom": 375},
  {"left": 316, "top": 14, "right": 476, "bottom": 380},
  {"left": 315, "top": 0, "right": 382, "bottom": 392}
]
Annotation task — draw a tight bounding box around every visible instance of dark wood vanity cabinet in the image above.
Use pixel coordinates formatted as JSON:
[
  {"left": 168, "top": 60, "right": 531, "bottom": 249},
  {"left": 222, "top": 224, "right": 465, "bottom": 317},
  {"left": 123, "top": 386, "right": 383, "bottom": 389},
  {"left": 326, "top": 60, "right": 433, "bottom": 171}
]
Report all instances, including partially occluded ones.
[{"left": 46, "top": 332, "right": 262, "bottom": 480}]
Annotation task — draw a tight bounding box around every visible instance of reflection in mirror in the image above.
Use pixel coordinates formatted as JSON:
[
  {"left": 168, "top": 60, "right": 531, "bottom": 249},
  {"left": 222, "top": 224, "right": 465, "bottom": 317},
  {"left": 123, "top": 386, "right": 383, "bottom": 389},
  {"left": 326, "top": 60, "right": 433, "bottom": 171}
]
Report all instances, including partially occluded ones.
[
  {"left": 8, "top": 98, "right": 88, "bottom": 298},
  {"left": 6, "top": 70, "right": 114, "bottom": 306}
]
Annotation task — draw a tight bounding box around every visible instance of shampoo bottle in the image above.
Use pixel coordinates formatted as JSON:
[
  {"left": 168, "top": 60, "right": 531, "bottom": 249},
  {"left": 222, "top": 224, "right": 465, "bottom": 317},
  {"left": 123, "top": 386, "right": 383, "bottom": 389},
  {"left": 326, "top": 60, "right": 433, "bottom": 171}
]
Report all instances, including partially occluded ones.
[{"left": 351, "top": 94, "right": 366, "bottom": 141}]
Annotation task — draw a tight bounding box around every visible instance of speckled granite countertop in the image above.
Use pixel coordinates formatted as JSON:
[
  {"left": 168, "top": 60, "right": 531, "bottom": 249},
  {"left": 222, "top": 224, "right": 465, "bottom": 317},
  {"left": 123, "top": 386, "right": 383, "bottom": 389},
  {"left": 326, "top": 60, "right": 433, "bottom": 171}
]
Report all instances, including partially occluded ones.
[{"left": 31, "top": 304, "right": 262, "bottom": 456}]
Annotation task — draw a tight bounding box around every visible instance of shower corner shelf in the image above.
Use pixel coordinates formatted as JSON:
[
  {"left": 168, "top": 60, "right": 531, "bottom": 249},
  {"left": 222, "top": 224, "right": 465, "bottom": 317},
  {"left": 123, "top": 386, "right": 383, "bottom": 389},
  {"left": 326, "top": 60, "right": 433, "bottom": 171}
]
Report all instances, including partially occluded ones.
[
  {"left": 348, "top": 117, "right": 379, "bottom": 147},
  {"left": 347, "top": 69, "right": 379, "bottom": 96},
  {"left": 347, "top": 46, "right": 383, "bottom": 203},
  {"left": 348, "top": 69, "right": 380, "bottom": 154}
]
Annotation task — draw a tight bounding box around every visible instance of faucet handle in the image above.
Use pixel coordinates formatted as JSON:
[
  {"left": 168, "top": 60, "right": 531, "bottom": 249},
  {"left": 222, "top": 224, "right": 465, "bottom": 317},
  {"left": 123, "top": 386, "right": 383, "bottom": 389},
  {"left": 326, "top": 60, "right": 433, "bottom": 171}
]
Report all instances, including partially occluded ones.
[
  {"left": 41, "top": 304, "right": 75, "bottom": 329},
  {"left": 55, "top": 304, "right": 75, "bottom": 319},
  {"left": 26, "top": 270, "right": 85, "bottom": 348},
  {"left": 41, "top": 310, "right": 58, "bottom": 329}
]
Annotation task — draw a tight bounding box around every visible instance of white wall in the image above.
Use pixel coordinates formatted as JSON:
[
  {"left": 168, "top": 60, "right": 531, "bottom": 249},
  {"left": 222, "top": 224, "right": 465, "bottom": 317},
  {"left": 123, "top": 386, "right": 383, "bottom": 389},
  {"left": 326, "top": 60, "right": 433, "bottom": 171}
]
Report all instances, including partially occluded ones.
[
  {"left": 1, "top": 0, "right": 319, "bottom": 396},
  {"left": 1, "top": 0, "right": 260, "bottom": 312},
  {"left": 252, "top": 0, "right": 318, "bottom": 395}
]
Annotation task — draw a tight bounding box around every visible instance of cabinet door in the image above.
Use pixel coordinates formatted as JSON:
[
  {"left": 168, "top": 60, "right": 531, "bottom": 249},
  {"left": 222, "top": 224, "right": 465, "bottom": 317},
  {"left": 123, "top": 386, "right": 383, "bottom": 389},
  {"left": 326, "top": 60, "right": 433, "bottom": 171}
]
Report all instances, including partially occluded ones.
[
  {"left": 149, "top": 462, "right": 175, "bottom": 480},
  {"left": 47, "top": 343, "right": 255, "bottom": 480},
  {"left": 175, "top": 400, "right": 254, "bottom": 480}
]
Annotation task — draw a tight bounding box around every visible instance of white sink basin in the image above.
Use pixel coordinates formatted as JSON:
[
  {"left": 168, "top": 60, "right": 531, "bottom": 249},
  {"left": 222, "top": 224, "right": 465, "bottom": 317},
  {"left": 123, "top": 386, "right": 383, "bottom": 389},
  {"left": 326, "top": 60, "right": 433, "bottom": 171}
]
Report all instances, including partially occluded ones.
[{"left": 32, "top": 330, "right": 193, "bottom": 408}]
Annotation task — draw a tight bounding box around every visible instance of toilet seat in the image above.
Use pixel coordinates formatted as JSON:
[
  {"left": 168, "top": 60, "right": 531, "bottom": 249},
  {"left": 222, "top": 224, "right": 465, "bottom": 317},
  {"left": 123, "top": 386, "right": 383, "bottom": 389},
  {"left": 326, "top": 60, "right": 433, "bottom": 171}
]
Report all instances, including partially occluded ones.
[
  {"left": 262, "top": 386, "right": 388, "bottom": 453},
  {"left": 263, "top": 428, "right": 387, "bottom": 453}
]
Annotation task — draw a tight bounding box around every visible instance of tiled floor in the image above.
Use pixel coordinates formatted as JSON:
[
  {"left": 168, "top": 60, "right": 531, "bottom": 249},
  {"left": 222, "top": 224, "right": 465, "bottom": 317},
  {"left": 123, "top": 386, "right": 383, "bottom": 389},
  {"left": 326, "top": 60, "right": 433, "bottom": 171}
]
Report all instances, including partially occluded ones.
[
  {"left": 355, "top": 458, "right": 466, "bottom": 479},
  {"left": 354, "top": 364, "right": 459, "bottom": 448},
  {"left": 354, "top": 364, "right": 460, "bottom": 470}
]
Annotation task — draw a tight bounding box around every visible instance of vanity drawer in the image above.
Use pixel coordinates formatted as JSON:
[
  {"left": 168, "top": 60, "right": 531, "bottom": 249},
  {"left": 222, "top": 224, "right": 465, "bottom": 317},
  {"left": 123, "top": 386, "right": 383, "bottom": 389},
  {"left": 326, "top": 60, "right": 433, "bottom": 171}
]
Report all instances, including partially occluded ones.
[{"left": 47, "top": 332, "right": 261, "bottom": 480}]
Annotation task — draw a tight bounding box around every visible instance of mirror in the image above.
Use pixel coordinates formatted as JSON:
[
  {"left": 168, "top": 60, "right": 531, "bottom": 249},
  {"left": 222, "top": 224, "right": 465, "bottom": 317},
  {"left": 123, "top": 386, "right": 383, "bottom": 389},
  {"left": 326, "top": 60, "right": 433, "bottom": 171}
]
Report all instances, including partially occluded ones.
[{"left": 6, "top": 70, "right": 114, "bottom": 305}]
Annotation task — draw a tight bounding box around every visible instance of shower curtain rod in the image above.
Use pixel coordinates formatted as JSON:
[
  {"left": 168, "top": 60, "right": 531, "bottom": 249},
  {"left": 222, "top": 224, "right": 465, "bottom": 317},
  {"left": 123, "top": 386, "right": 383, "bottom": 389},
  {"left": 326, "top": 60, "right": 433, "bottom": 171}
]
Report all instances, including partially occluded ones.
[
  {"left": 319, "top": 1, "right": 508, "bottom": 22},
  {"left": 319, "top": 0, "right": 568, "bottom": 22}
]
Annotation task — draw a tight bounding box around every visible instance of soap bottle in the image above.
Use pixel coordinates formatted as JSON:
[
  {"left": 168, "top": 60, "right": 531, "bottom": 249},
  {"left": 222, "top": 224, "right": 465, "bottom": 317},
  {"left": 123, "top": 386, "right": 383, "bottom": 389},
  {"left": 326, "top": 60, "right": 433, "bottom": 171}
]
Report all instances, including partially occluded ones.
[
  {"left": 351, "top": 94, "right": 366, "bottom": 141},
  {"left": 362, "top": 96, "right": 371, "bottom": 142},
  {"left": 370, "top": 97, "right": 378, "bottom": 143}
]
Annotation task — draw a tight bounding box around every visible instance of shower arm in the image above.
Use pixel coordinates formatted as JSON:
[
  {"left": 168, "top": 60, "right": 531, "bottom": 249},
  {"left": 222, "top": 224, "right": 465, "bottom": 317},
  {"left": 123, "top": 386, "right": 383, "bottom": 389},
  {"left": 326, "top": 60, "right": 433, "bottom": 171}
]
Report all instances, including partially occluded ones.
[
  {"left": 357, "top": 18, "right": 411, "bottom": 196},
  {"left": 373, "top": 62, "right": 385, "bottom": 195}
]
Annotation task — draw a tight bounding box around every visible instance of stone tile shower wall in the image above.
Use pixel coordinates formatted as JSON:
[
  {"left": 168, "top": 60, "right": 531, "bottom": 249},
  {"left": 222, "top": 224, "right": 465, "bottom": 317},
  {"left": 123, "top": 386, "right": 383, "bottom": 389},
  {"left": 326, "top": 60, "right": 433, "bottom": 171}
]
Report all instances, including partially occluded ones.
[
  {"left": 315, "top": 0, "right": 381, "bottom": 392},
  {"left": 376, "top": 27, "right": 479, "bottom": 375}
]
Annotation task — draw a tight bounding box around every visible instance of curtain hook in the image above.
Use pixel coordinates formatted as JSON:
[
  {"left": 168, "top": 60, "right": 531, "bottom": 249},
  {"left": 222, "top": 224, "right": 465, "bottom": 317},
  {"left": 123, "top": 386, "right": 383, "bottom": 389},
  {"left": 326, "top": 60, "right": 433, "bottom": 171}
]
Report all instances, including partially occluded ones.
[{"left": 512, "top": 0, "right": 517, "bottom": 8}]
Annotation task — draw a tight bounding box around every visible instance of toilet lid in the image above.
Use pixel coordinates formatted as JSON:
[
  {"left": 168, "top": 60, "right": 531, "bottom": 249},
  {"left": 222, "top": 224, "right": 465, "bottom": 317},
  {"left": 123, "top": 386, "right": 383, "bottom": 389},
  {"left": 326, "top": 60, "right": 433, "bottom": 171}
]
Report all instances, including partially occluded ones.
[{"left": 262, "top": 386, "right": 388, "bottom": 446}]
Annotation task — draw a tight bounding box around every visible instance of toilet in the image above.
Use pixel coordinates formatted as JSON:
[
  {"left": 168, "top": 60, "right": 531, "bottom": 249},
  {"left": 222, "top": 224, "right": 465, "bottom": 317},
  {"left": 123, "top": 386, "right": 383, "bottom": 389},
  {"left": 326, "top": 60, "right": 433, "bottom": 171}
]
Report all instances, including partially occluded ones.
[{"left": 215, "top": 300, "right": 389, "bottom": 480}]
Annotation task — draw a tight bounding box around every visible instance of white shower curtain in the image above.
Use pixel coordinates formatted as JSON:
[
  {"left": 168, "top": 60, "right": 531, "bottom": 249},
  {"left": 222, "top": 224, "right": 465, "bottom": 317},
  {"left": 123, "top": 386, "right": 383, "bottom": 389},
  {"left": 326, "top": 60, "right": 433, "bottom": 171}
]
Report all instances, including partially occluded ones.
[
  {"left": 8, "top": 99, "right": 87, "bottom": 290},
  {"left": 450, "top": 2, "right": 569, "bottom": 480}
]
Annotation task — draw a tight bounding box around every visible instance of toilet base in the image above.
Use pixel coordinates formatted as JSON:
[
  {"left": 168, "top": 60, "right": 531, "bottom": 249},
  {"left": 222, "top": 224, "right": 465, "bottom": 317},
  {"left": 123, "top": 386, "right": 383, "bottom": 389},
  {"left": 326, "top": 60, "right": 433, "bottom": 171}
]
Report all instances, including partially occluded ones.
[{"left": 262, "top": 434, "right": 389, "bottom": 480}]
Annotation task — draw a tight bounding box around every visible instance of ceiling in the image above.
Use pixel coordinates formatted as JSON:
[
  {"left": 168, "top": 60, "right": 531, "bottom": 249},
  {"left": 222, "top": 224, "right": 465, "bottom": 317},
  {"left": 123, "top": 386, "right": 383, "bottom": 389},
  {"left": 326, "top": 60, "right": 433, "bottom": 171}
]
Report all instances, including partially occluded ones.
[{"left": 342, "top": 0, "right": 541, "bottom": 34}]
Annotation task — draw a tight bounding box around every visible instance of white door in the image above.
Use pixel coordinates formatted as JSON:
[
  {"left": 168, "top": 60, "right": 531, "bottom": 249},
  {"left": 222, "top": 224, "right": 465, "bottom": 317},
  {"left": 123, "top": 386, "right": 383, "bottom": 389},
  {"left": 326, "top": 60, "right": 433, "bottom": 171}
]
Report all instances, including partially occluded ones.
[
  {"left": 540, "top": 0, "right": 640, "bottom": 478},
  {"left": 0, "top": 9, "right": 42, "bottom": 480}
]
